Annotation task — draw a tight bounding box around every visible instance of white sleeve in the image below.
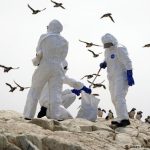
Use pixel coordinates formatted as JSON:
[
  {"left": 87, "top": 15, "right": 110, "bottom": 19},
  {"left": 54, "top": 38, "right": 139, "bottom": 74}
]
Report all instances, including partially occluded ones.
[
  {"left": 36, "top": 34, "right": 46, "bottom": 53},
  {"left": 63, "top": 75, "right": 84, "bottom": 90},
  {"left": 117, "top": 46, "right": 132, "bottom": 70}
]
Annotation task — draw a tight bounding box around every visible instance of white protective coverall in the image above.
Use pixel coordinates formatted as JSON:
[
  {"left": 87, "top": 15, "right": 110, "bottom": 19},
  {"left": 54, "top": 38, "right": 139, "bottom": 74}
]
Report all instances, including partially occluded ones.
[
  {"left": 39, "top": 60, "right": 84, "bottom": 114},
  {"left": 101, "top": 33, "right": 132, "bottom": 121},
  {"left": 23, "top": 19, "right": 69, "bottom": 120}
]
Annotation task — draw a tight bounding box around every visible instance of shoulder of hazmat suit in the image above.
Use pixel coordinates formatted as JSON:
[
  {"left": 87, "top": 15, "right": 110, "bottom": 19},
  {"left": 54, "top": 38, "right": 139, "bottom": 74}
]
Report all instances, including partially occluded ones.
[
  {"left": 116, "top": 45, "right": 132, "bottom": 70},
  {"left": 36, "top": 34, "right": 47, "bottom": 53},
  {"left": 32, "top": 34, "right": 47, "bottom": 66}
]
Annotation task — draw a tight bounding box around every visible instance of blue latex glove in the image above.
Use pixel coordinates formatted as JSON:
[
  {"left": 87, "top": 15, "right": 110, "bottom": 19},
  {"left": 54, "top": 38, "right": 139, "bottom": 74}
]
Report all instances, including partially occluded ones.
[
  {"left": 127, "top": 70, "right": 135, "bottom": 86},
  {"left": 71, "top": 89, "right": 81, "bottom": 96},
  {"left": 99, "top": 61, "right": 107, "bottom": 69},
  {"left": 80, "top": 86, "right": 92, "bottom": 94}
]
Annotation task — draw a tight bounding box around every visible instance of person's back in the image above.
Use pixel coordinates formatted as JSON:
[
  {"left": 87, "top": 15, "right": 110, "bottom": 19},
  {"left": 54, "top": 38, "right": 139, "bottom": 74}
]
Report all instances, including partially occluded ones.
[{"left": 41, "top": 34, "right": 68, "bottom": 64}]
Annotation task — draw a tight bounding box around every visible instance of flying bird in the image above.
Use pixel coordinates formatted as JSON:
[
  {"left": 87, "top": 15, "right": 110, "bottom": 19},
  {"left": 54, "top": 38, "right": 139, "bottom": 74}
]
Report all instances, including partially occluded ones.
[
  {"left": 88, "top": 49, "right": 102, "bottom": 57},
  {"left": 27, "top": 4, "right": 46, "bottom": 14},
  {"left": 81, "top": 74, "right": 101, "bottom": 80},
  {"left": 105, "top": 110, "right": 114, "bottom": 120},
  {"left": 100, "top": 13, "right": 115, "bottom": 23},
  {"left": 50, "top": 0, "right": 65, "bottom": 9},
  {"left": 87, "top": 80, "right": 106, "bottom": 89},
  {"left": 5, "top": 83, "right": 17, "bottom": 92},
  {"left": 14, "top": 81, "right": 30, "bottom": 91},
  {"left": 128, "top": 108, "right": 136, "bottom": 119},
  {"left": 79, "top": 40, "right": 101, "bottom": 47},
  {"left": 143, "top": 44, "right": 150, "bottom": 48},
  {"left": 0, "top": 65, "right": 19, "bottom": 73}
]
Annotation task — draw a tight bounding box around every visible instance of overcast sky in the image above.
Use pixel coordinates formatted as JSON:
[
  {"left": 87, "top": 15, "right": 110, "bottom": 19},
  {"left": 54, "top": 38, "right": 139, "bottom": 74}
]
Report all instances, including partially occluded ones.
[{"left": 0, "top": 0, "right": 150, "bottom": 120}]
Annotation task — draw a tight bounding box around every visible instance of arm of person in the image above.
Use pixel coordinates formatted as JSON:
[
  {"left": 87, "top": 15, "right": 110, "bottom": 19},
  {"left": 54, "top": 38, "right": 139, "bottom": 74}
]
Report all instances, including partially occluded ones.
[
  {"left": 117, "top": 46, "right": 132, "bottom": 70},
  {"left": 117, "top": 46, "right": 134, "bottom": 86},
  {"left": 36, "top": 34, "right": 46, "bottom": 53},
  {"left": 63, "top": 75, "right": 84, "bottom": 90}
]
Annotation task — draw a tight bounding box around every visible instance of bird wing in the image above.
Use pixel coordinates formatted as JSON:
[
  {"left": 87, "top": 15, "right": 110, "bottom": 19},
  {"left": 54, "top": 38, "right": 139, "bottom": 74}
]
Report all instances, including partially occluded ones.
[
  {"left": 40, "top": 8, "right": 46, "bottom": 11},
  {"left": 100, "top": 80, "right": 105, "bottom": 84},
  {"left": 100, "top": 14, "right": 106, "bottom": 18},
  {"left": 92, "top": 74, "right": 101, "bottom": 76},
  {"left": 0, "top": 65, "right": 6, "bottom": 68},
  {"left": 12, "top": 67, "right": 20, "bottom": 69},
  {"left": 87, "top": 80, "right": 93, "bottom": 84},
  {"left": 109, "top": 15, "right": 115, "bottom": 23},
  {"left": 81, "top": 75, "right": 87, "bottom": 79},
  {"left": 60, "top": 5, "right": 65, "bottom": 9},
  {"left": 143, "top": 44, "right": 150, "bottom": 47},
  {"left": 102, "top": 84, "right": 106, "bottom": 89},
  {"left": 96, "top": 81, "right": 106, "bottom": 89},
  {"left": 24, "top": 87, "right": 30, "bottom": 89},
  {"left": 101, "top": 13, "right": 111, "bottom": 18},
  {"left": 88, "top": 49, "right": 95, "bottom": 55},
  {"left": 14, "top": 81, "right": 22, "bottom": 88},
  {"left": 79, "top": 39, "right": 88, "bottom": 44},
  {"left": 28, "top": 4, "right": 35, "bottom": 12},
  {"left": 92, "top": 43, "right": 100, "bottom": 46},
  {"left": 51, "top": 0, "right": 58, "bottom": 4},
  {"left": 6, "top": 83, "right": 13, "bottom": 88}
]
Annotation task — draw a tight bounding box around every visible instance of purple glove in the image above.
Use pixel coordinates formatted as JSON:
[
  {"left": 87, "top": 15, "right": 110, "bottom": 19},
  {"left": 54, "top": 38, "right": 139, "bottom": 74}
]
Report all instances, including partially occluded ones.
[
  {"left": 127, "top": 70, "right": 135, "bottom": 86},
  {"left": 71, "top": 89, "right": 81, "bottom": 96},
  {"left": 80, "top": 86, "right": 92, "bottom": 94},
  {"left": 100, "top": 61, "right": 107, "bottom": 69}
]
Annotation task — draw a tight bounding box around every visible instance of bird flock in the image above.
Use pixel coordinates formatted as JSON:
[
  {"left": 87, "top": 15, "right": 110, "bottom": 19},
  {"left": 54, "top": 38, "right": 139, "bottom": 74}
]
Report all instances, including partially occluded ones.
[
  {"left": 26, "top": 0, "right": 150, "bottom": 48},
  {"left": 0, "top": 65, "right": 30, "bottom": 92},
  {"left": 27, "top": 0, "right": 65, "bottom": 15}
]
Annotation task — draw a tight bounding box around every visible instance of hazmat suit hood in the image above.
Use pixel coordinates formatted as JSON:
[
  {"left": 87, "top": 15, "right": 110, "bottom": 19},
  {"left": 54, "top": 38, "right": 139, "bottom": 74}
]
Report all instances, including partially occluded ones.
[
  {"left": 101, "top": 33, "right": 118, "bottom": 47},
  {"left": 47, "top": 19, "right": 63, "bottom": 34}
]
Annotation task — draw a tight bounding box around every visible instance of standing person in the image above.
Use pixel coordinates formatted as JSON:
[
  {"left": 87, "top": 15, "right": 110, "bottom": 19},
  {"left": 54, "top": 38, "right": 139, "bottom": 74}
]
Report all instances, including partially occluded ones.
[
  {"left": 23, "top": 19, "right": 69, "bottom": 120},
  {"left": 99, "top": 33, "right": 135, "bottom": 127}
]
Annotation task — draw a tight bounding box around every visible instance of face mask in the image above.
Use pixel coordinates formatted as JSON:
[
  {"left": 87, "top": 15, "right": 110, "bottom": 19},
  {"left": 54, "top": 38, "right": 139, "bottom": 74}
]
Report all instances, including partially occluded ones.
[{"left": 104, "top": 43, "right": 114, "bottom": 48}]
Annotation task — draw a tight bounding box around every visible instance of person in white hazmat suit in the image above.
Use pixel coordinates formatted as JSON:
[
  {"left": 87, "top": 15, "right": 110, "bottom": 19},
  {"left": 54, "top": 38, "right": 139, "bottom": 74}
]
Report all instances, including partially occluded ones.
[
  {"left": 23, "top": 19, "right": 69, "bottom": 120},
  {"left": 37, "top": 60, "right": 92, "bottom": 118},
  {"left": 99, "top": 33, "right": 135, "bottom": 127}
]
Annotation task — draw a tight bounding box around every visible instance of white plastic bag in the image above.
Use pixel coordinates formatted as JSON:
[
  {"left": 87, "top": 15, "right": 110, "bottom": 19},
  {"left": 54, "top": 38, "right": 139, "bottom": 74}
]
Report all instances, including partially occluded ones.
[
  {"left": 46, "top": 104, "right": 73, "bottom": 120},
  {"left": 76, "top": 91, "right": 100, "bottom": 122}
]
